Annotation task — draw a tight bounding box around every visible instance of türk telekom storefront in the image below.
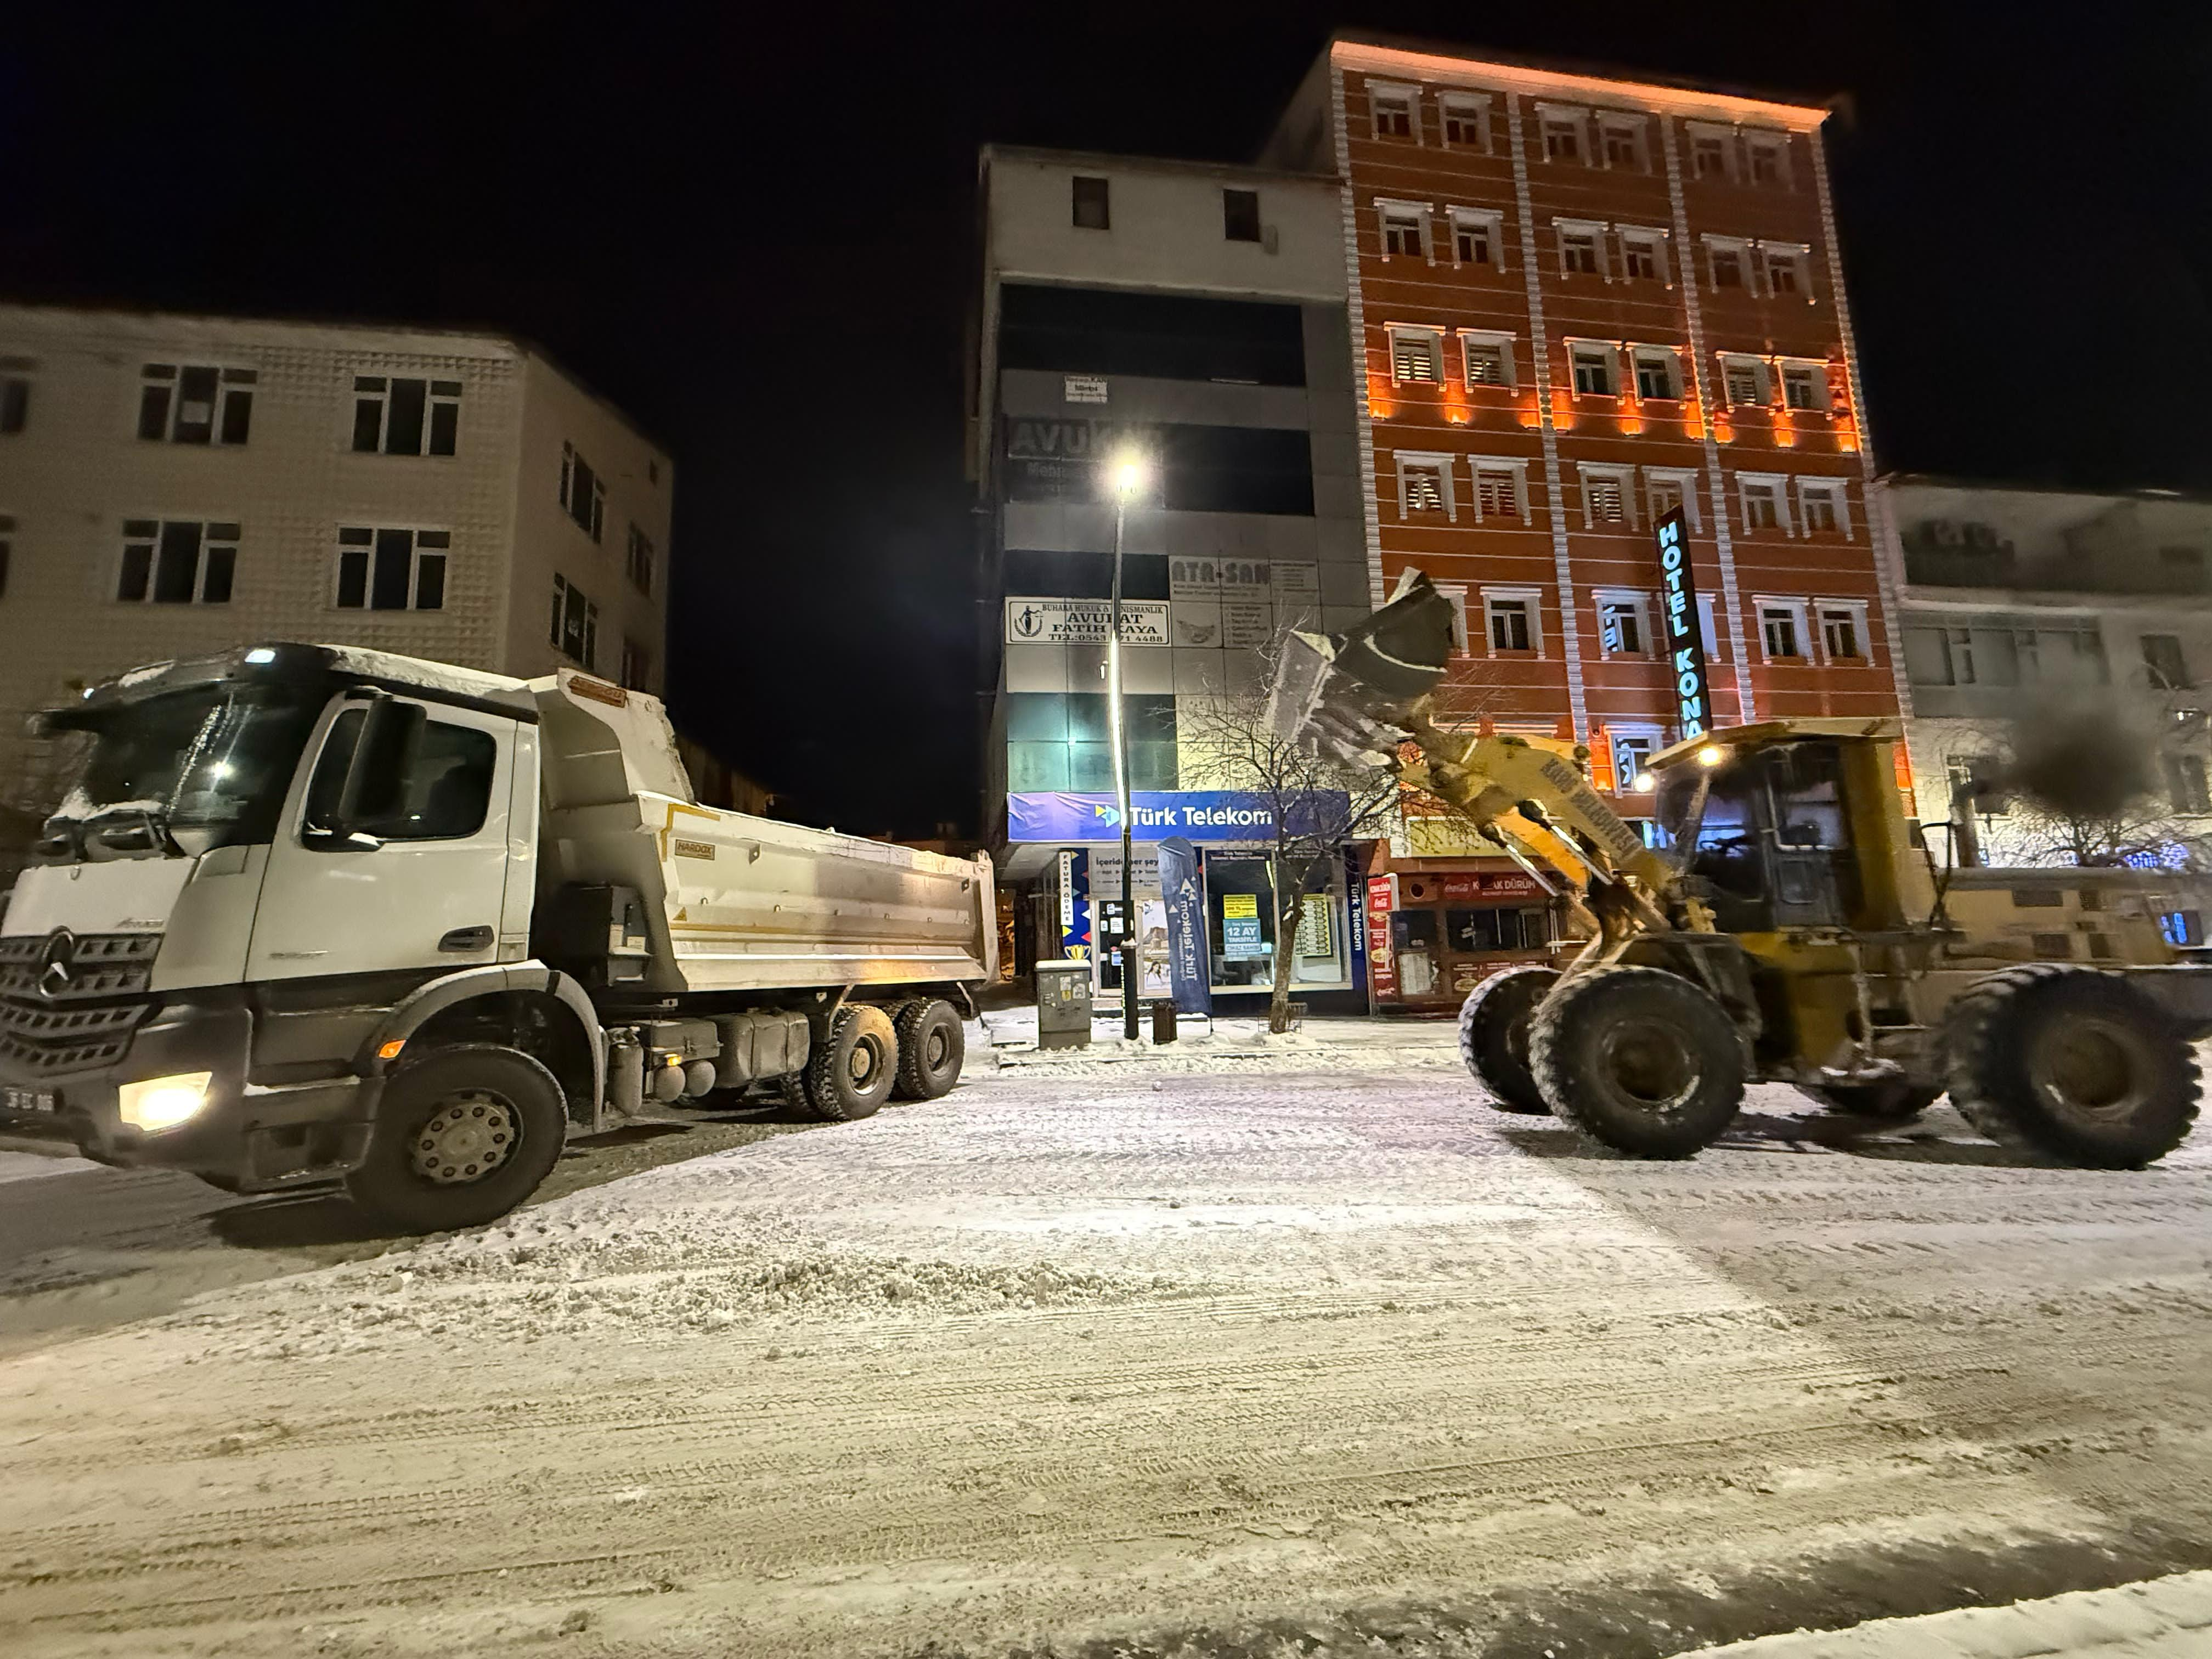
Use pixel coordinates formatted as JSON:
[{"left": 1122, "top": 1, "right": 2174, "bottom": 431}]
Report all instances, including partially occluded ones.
[{"left": 1000, "top": 789, "right": 1365, "bottom": 1012}]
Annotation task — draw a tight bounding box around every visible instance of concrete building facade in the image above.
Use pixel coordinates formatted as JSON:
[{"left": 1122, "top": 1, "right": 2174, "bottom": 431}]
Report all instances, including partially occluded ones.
[
  {"left": 971, "top": 146, "right": 1373, "bottom": 1006},
  {"left": 1259, "top": 36, "right": 1906, "bottom": 848},
  {"left": 0, "top": 305, "right": 671, "bottom": 827},
  {"left": 1881, "top": 474, "right": 2212, "bottom": 883}
]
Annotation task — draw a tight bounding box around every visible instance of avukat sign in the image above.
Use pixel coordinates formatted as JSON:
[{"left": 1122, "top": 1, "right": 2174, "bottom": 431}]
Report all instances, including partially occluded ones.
[{"left": 1655, "top": 506, "right": 1709, "bottom": 741}]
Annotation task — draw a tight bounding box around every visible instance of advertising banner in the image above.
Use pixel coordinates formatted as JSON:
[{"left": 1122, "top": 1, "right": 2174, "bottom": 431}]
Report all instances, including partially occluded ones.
[
  {"left": 1155, "top": 837, "right": 1212, "bottom": 1016},
  {"left": 1007, "top": 789, "right": 1352, "bottom": 844},
  {"left": 1005, "top": 597, "right": 1170, "bottom": 647},
  {"left": 1220, "top": 891, "right": 1267, "bottom": 960}
]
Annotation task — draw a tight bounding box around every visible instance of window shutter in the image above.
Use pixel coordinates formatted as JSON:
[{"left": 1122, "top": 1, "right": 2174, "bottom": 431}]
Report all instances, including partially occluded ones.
[{"left": 1588, "top": 475, "right": 1624, "bottom": 523}]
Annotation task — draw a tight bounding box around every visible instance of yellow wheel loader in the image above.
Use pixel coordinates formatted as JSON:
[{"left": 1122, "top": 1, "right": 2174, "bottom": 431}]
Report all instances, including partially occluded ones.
[{"left": 1268, "top": 572, "right": 2208, "bottom": 1166}]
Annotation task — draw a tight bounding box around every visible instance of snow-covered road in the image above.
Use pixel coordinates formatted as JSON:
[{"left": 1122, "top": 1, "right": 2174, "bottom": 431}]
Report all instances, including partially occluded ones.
[{"left": 4, "top": 1064, "right": 2211, "bottom": 1657}]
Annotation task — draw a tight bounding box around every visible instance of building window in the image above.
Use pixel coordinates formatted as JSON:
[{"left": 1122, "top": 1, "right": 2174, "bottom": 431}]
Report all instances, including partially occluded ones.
[
  {"left": 1620, "top": 231, "right": 1667, "bottom": 282},
  {"left": 117, "top": 519, "right": 237, "bottom": 605},
  {"left": 1647, "top": 471, "right": 1699, "bottom": 530},
  {"left": 1441, "top": 95, "right": 1488, "bottom": 149},
  {"left": 1541, "top": 114, "right": 1583, "bottom": 163},
  {"left": 626, "top": 524, "right": 655, "bottom": 595},
  {"left": 1690, "top": 128, "right": 1733, "bottom": 181},
  {"left": 1633, "top": 348, "right": 1679, "bottom": 400},
  {"left": 1782, "top": 364, "right": 1827, "bottom": 411},
  {"left": 550, "top": 573, "right": 599, "bottom": 668},
  {"left": 1560, "top": 227, "right": 1603, "bottom": 277},
  {"left": 1599, "top": 116, "right": 1646, "bottom": 170},
  {"left": 560, "top": 442, "right": 606, "bottom": 541},
  {"left": 1434, "top": 583, "right": 1472, "bottom": 653},
  {"left": 1740, "top": 479, "right": 1788, "bottom": 533},
  {"left": 1611, "top": 730, "right": 1662, "bottom": 790},
  {"left": 1764, "top": 245, "right": 1808, "bottom": 296},
  {"left": 620, "top": 638, "right": 652, "bottom": 691},
  {"left": 1581, "top": 466, "right": 1633, "bottom": 528},
  {"left": 1460, "top": 331, "right": 1514, "bottom": 387},
  {"left": 1389, "top": 326, "right": 1443, "bottom": 384},
  {"left": 1799, "top": 480, "right": 1849, "bottom": 536},
  {"left": 1747, "top": 136, "right": 1788, "bottom": 187},
  {"left": 1451, "top": 208, "right": 1501, "bottom": 267},
  {"left": 1570, "top": 344, "right": 1616, "bottom": 396},
  {"left": 352, "top": 376, "right": 460, "bottom": 455},
  {"left": 0, "top": 515, "right": 14, "bottom": 599},
  {"left": 2144, "top": 633, "right": 2193, "bottom": 690},
  {"left": 1819, "top": 602, "right": 1867, "bottom": 661},
  {"left": 2166, "top": 754, "right": 2212, "bottom": 814},
  {"left": 1473, "top": 463, "right": 1524, "bottom": 520},
  {"left": 0, "top": 373, "right": 28, "bottom": 434},
  {"left": 1397, "top": 455, "right": 1452, "bottom": 518},
  {"left": 138, "top": 364, "right": 255, "bottom": 445},
  {"left": 1223, "top": 188, "right": 1262, "bottom": 242},
  {"left": 1486, "top": 591, "right": 1539, "bottom": 653},
  {"left": 335, "top": 526, "right": 448, "bottom": 611},
  {"left": 1370, "top": 87, "right": 1415, "bottom": 138},
  {"left": 1946, "top": 754, "right": 2010, "bottom": 815},
  {"left": 1759, "top": 600, "right": 1808, "bottom": 659},
  {"left": 1597, "top": 592, "right": 1650, "bottom": 656},
  {"left": 1380, "top": 204, "right": 1427, "bottom": 258},
  {"left": 1722, "top": 356, "right": 1769, "bottom": 407},
  {"left": 1071, "top": 175, "right": 1110, "bottom": 229}
]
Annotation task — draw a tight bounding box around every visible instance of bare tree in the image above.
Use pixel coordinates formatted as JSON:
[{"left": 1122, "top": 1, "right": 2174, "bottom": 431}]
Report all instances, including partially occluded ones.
[{"left": 1177, "top": 644, "right": 1404, "bottom": 1034}]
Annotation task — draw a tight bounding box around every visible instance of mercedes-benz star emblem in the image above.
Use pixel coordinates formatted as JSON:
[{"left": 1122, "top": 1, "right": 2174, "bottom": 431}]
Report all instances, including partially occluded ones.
[{"left": 37, "top": 928, "right": 78, "bottom": 999}]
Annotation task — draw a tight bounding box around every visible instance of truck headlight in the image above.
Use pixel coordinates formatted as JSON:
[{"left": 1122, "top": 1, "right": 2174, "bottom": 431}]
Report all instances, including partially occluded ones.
[{"left": 119, "top": 1071, "right": 214, "bottom": 1132}]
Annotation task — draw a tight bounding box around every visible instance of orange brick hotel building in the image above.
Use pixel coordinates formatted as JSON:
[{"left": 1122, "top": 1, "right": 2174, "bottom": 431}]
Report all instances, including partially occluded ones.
[{"left": 1261, "top": 36, "right": 1907, "bottom": 797}]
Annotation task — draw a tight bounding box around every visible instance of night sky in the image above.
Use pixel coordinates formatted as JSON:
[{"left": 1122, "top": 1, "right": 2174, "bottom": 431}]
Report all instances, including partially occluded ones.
[{"left": 7, "top": 4, "right": 2209, "bottom": 836}]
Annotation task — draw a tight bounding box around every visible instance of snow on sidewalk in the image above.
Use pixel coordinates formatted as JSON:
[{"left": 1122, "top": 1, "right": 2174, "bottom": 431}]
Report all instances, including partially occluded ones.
[
  {"left": 979, "top": 1007, "right": 1463, "bottom": 1074},
  {"left": 1696, "top": 1570, "right": 2212, "bottom": 1657}
]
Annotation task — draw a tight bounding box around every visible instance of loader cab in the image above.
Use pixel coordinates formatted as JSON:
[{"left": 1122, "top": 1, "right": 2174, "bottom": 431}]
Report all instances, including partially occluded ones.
[{"left": 1654, "top": 726, "right": 1911, "bottom": 935}]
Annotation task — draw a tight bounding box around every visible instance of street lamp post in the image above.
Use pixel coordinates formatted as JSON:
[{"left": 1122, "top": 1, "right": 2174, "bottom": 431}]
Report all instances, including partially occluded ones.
[{"left": 1109, "top": 453, "right": 1147, "bottom": 1042}]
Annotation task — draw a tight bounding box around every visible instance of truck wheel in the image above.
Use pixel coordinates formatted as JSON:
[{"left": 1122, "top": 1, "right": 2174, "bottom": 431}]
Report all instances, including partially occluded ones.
[
  {"left": 1945, "top": 964, "right": 2199, "bottom": 1168},
  {"left": 1528, "top": 966, "right": 1745, "bottom": 1158},
  {"left": 1457, "top": 966, "right": 1558, "bottom": 1114},
  {"left": 799, "top": 1005, "right": 898, "bottom": 1122},
  {"left": 345, "top": 1044, "right": 568, "bottom": 1234},
  {"left": 894, "top": 998, "right": 965, "bottom": 1099},
  {"left": 1796, "top": 1079, "right": 1943, "bottom": 1120}
]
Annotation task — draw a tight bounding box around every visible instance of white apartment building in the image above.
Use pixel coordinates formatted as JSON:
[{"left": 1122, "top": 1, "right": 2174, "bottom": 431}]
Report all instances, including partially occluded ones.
[
  {"left": 1881, "top": 473, "right": 2212, "bottom": 873},
  {"left": 0, "top": 304, "right": 672, "bottom": 821}
]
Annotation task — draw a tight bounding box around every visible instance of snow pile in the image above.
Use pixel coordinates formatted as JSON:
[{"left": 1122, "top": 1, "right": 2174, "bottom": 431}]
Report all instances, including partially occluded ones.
[{"left": 183, "top": 1203, "right": 1204, "bottom": 1358}]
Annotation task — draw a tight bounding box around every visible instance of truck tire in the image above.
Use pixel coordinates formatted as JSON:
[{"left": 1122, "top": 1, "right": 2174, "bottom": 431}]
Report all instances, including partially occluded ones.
[
  {"left": 1528, "top": 966, "right": 1745, "bottom": 1158},
  {"left": 1457, "top": 966, "right": 1558, "bottom": 1114},
  {"left": 1796, "top": 1079, "right": 1943, "bottom": 1120},
  {"left": 894, "top": 998, "right": 965, "bottom": 1099},
  {"left": 1944, "top": 964, "right": 2199, "bottom": 1168},
  {"left": 345, "top": 1044, "right": 569, "bottom": 1234},
  {"left": 799, "top": 1004, "right": 898, "bottom": 1122}
]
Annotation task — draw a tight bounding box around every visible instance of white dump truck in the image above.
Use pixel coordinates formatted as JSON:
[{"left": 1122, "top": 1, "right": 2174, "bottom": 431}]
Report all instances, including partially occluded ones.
[{"left": 0, "top": 644, "right": 995, "bottom": 1230}]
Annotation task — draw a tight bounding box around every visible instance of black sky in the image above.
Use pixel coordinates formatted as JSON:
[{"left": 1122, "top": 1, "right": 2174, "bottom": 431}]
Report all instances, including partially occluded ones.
[{"left": 7, "top": 3, "right": 2210, "bottom": 836}]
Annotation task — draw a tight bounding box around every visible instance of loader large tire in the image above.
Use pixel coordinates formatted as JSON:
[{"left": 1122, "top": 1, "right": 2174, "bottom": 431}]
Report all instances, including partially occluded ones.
[
  {"left": 1945, "top": 964, "right": 2198, "bottom": 1168},
  {"left": 1796, "top": 1079, "right": 1943, "bottom": 1120},
  {"left": 1528, "top": 966, "right": 1745, "bottom": 1158},
  {"left": 1457, "top": 965, "right": 1559, "bottom": 1115},
  {"left": 799, "top": 1005, "right": 899, "bottom": 1123}
]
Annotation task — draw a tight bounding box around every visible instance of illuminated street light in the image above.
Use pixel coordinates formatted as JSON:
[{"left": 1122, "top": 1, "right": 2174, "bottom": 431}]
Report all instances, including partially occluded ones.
[
  {"left": 1630, "top": 770, "right": 1657, "bottom": 792},
  {"left": 1697, "top": 744, "right": 1726, "bottom": 768},
  {"left": 1104, "top": 447, "right": 1152, "bottom": 1041}
]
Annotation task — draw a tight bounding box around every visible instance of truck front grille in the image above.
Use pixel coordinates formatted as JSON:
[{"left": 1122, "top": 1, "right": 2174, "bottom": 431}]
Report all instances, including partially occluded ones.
[{"left": 0, "top": 933, "right": 162, "bottom": 1075}]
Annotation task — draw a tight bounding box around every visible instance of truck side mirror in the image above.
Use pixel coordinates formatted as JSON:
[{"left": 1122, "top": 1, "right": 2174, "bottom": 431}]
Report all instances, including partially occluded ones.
[{"left": 312, "top": 695, "right": 425, "bottom": 846}]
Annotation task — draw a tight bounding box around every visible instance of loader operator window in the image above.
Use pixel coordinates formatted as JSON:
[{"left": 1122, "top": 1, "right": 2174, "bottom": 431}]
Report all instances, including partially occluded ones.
[
  {"left": 305, "top": 707, "right": 495, "bottom": 840},
  {"left": 1769, "top": 743, "right": 1850, "bottom": 850}
]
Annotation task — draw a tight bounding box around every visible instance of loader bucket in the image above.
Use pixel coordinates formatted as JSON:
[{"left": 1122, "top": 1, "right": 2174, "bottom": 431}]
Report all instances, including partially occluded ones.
[{"left": 1263, "top": 571, "right": 1457, "bottom": 768}]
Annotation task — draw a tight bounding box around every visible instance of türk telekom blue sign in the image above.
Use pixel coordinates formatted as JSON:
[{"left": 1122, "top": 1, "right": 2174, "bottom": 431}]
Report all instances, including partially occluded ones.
[{"left": 1008, "top": 789, "right": 1352, "bottom": 844}]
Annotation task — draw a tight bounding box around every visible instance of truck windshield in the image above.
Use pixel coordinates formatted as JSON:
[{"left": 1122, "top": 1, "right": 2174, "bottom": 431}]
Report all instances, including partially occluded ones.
[{"left": 38, "top": 685, "right": 325, "bottom": 860}]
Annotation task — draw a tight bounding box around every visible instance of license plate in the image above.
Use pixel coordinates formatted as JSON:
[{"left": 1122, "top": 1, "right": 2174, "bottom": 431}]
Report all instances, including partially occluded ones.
[{"left": 3, "top": 1088, "right": 58, "bottom": 1115}]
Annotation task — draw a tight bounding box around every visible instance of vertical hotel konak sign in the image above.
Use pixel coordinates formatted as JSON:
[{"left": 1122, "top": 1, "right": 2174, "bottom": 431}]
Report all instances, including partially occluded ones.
[{"left": 1655, "top": 506, "right": 1711, "bottom": 740}]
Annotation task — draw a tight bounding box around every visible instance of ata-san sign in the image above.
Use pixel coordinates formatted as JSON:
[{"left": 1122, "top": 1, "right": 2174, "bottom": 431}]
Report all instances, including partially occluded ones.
[{"left": 1655, "top": 505, "right": 1711, "bottom": 740}]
